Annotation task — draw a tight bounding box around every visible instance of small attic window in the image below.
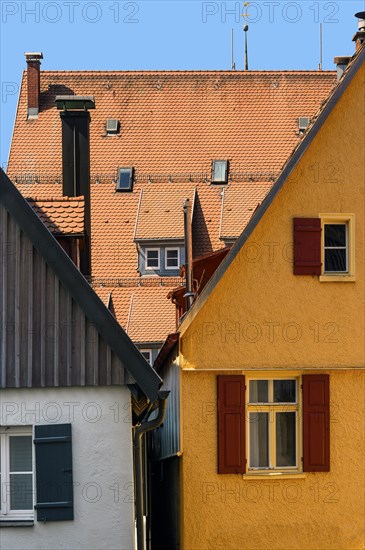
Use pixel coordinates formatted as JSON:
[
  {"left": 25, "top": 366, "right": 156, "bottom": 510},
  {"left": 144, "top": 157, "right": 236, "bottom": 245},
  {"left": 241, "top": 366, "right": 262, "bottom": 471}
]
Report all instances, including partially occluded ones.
[
  {"left": 116, "top": 167, "right": 133, "bottom": 191},
  {"left": 212, "top": 160, "right": 228, "bottom": 184},
  {"left": 106, "top": 119, "right": 119, "bottom": 134},
  {"left": 298, "top": 117, "right": 310, "bottom": 132}
]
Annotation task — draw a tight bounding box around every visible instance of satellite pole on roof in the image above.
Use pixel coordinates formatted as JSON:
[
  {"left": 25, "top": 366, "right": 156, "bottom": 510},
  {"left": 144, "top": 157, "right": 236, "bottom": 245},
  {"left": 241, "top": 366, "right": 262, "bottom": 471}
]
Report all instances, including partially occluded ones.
[
  {"left": 318, "top": 23, "right": 323, "bottom": 70},
  {"left": 242, "top": 2, "right": 250, "bottom": 70},
  {"left": 231, "top": 29, "right": 236, "bottom": 70}
]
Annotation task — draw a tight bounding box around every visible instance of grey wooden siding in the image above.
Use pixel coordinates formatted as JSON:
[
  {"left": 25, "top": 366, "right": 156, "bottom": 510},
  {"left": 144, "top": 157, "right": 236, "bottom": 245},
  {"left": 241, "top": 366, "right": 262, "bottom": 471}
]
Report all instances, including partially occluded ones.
[
  {"left": 0, "top": 204, "right": 128, "bottom": 388},
  {"left": 150, "top": 352, "right": 180, "bottom": 459}
]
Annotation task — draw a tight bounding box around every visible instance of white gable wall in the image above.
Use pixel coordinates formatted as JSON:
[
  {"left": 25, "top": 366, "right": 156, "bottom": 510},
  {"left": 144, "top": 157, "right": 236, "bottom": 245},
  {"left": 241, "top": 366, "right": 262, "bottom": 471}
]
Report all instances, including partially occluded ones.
[{"left": 0, "top": 386, "right": 135, "bottom": 550}]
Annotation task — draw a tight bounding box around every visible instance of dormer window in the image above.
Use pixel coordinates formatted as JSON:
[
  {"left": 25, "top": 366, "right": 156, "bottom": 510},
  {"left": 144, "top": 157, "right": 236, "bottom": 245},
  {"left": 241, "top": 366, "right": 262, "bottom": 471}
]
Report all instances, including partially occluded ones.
[
  {"left": 146, "top": 248, "right": 160, "bottom": 270},
  {"left": 116, "top": 167, "right": 133, "bottom": 191},
  {"left": 165, "top": 248, "right": 180, "bottom": 270},
  {"left": 212, "top": 160, "right": 228, "bottom": 184}
]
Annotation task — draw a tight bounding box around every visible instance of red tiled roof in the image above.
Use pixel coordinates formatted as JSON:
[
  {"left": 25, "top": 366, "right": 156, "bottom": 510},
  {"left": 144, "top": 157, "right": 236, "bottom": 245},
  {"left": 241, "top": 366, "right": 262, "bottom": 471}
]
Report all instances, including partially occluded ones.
[
  {"left": 26, "top": 196, "right": 84, "bottom": 235},
  {"left": 220, "top": 182, "right": 273, "bottom": 239},
  {"left": 134, "top": 185, "right": 196, "bottom": 241},
  {"left": 8, "top": 68, "right": 337, "bottom": 343}
]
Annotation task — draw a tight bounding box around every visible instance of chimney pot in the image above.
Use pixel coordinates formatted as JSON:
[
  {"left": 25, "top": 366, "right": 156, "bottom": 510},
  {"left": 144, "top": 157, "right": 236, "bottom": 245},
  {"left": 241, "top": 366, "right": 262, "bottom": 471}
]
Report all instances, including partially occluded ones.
[
  {"left": 25, "top": 52, "right": 43, "bottom": 117},
  {"left": 353, "top": 12, "right": 365, "bottom": 51},
  {"left": 333, "top": 56, "right": 351, "bottom": 80}
]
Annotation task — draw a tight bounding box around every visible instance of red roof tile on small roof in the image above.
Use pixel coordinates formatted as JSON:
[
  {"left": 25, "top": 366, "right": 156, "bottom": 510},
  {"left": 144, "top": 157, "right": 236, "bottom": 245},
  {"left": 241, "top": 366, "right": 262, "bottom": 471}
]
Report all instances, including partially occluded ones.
[
  {"left": 220, "top": 182, "right": 273, "bottom": 239},
  {"left": 26, "top": 196, "right": 84, "bottom": 235},
  {"left": 134, "top": 185, "right": 196, "bottom": 241}
]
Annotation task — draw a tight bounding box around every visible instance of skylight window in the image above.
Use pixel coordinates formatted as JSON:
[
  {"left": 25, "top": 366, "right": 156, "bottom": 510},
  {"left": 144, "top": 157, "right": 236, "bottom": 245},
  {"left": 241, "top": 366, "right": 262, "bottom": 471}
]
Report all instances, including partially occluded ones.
[
  {"left": 106, "top": 119, "right": 119, "bottom": 134},
  {"left": 116, "top": 167, "right": 133, "bottom": 191},
  {"left": 212, "top": 160, "right": 228, "bottom": 184},
  {"left": 298, "top": 117, "right": 310, "bottom": 132}
]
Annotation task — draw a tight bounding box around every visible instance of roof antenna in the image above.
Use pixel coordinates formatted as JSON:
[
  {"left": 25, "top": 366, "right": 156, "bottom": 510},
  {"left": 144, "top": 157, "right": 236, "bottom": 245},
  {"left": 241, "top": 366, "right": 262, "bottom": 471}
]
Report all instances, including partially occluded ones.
[
  {"left": 231, "top": 29, "right": 236, "bottom": 70},
  {"left": 242, "top": 2, "right": 250, "bottom": 70},
  {"left": 318, "top": 23, "right": 323, "bottom": 70}
]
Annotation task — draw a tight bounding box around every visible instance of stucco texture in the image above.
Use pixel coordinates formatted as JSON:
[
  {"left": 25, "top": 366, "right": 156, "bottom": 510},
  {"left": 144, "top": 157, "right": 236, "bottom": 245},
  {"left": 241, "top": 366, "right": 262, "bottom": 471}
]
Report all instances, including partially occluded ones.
[{"left": 179, "top": 63, "right": 365, "bottom": 548}]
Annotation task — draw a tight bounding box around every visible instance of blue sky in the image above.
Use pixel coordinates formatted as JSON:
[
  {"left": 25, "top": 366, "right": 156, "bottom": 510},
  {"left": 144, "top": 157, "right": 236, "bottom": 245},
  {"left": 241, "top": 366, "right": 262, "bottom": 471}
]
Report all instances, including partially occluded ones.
[{"left": 1, "top": 0, "right": 364, "bottom": 167}]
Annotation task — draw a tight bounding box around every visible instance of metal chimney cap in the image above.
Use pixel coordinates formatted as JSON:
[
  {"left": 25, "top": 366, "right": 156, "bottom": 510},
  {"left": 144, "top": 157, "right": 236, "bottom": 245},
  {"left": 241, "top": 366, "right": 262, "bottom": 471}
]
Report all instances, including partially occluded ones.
[
  {"left": 25, "top": 52, "right": 43, "bottom": 61},
  {"left": 355, "top": 12, "right": 365, "bottom": 19},
  {"left": 55, "top": 95, "right": 95, "bottom": 111}
]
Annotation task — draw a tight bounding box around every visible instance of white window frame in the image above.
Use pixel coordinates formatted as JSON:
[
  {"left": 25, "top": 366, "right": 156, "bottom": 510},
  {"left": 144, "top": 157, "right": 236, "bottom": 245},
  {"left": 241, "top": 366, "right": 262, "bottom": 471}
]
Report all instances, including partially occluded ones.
[
  {"left": 0, "top": 426, "right": 34, "bottom": 521},
  {"left": 165, "top": 248, "right": 180, "bottom": 271},
  {"left": 145, "top": 248, "right": 160, "bottom": 271},
  {"left": 140, "top": 349, "right": 153, "bottom": 365},
  {"left": 246, "top": 376, "right": 301, "bottom": 474},
  {"left": 319, "top": 214, "right": 355, "bottom": 282}
]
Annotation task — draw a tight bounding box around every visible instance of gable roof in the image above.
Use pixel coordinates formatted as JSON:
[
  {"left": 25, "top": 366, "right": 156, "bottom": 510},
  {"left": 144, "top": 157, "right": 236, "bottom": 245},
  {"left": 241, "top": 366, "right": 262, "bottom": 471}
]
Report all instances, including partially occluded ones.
[
  {"left": 179, "top": 46, "right": 365, "bottom": 334},
  {"left": 0, "top": 169, "right": 162, "bottom": 400},
  {"left": 8, "top": 67, "right": 337, "bottom": 344}
]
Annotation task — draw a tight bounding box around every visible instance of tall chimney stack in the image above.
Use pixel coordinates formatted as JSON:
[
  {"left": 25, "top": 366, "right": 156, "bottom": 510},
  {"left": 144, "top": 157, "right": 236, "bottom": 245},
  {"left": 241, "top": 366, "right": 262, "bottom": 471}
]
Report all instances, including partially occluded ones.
[
  {"left": 25, "top": 52, "right": 43, "bottom": 118},
  {"left": 353, "top": 12, "right": 365, "bottom": 51}
]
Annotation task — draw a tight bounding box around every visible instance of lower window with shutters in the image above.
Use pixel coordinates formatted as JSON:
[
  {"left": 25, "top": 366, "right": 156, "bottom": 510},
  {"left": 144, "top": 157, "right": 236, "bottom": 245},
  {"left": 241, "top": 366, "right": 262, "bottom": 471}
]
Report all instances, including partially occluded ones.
[
  {"left": 0, "top": 423, "right": 74, "bottom": 525},
  {"left": 217, "top": 374, "right": 330, "bottom": 475},
  {"left": 0, "top": 427, "right": 34, "bottom": 523}
]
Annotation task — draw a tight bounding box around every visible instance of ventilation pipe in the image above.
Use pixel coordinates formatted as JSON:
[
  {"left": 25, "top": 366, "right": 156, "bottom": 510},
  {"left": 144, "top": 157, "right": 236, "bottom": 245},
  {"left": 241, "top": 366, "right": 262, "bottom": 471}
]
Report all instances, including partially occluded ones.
[
  {"left": 353, "top": 11, "right": 365, "bottom": 51},
  {"left": 134, "top": 391, "right": 170, "bottom": 550},
  {"left": 183, "top": 198, "right": 194, "bottom": 310}
]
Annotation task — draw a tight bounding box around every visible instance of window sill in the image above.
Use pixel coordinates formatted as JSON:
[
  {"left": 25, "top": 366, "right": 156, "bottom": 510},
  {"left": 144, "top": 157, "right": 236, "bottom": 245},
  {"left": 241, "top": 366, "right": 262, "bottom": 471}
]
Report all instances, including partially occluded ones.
[
  {"left": 319, "top": 275, "right": 355, "bottom": 283},
  {"left": 243, "top": 473, "right": 306, "bottom": 480},
  {"left": 0, "top": 520, "right": 34, "bottom": 528}
]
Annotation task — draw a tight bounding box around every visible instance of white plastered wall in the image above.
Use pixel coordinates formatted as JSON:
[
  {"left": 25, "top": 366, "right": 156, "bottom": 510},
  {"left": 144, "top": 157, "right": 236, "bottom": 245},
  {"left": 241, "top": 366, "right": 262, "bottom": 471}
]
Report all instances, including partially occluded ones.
[{"left": 0, "top": 386, "right": 135, "bottom": 550}]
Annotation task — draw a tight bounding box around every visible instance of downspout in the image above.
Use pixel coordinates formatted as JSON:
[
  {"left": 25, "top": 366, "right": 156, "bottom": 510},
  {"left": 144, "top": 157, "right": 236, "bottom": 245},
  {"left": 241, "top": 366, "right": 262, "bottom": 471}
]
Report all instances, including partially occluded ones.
[
  {"left": 183, "top": 198, "right": 194, "bottom": 310},
  {"left": 134, "top": 390, "right": 170, "bottom": 550}
]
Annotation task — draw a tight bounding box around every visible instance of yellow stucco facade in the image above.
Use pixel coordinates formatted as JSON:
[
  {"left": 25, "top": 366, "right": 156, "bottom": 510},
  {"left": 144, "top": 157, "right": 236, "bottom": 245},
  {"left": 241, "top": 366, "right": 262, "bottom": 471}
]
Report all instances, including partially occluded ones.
[{"left": 178, "top": 59, "right": 365, "bottom": 549}]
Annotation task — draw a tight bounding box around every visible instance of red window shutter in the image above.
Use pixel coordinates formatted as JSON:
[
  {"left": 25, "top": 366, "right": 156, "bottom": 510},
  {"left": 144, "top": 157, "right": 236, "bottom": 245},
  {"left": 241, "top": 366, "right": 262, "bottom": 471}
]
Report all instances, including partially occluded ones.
[
  {"left": 217, "top": 375, "right": 246, "bottom": 474},
  {"left": 293, "top": 218, "right": 322, "bottom": 275},
  {"left": 302, "top": 374, "right": 330, "bottom": 472}
]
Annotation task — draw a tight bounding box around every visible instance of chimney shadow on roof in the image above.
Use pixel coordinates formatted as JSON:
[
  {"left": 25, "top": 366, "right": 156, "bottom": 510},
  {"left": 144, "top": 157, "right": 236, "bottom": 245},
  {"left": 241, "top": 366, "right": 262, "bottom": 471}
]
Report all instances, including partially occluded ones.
[
  {"left": 192, "top": 191, "right": 213, "bottom": 258},
  {"left": 40, "top": 85, "right": 76, "bottom": 112}
]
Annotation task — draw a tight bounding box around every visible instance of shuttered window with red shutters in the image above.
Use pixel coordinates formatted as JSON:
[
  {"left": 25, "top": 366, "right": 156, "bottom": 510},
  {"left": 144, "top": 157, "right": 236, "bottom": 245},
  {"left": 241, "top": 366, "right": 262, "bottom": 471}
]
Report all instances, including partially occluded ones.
[
  {"left": 217, "top": 375, "right": 246, "bottom": 474},
  {"left": 293, "top": 218, "right": 322, "bottom": 275},
  {"left": 302, "top": 374, "right": 330, "bottom": 472}
]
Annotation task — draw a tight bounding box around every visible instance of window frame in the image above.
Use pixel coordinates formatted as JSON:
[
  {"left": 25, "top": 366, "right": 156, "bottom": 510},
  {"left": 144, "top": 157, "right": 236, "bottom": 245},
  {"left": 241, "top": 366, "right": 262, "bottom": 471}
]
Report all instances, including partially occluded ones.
[
  {"left": 0, "top": 427, "right": 34, "bottom": 521},
  {"left": 246, "top": 376, "right": 302, "bottom": 475},
  {"left": 145, "top": 248, "right": 161, "bottom": 271},
  {"left": 319, "top": 214, "right": 355, "bottom": 282},
  {"left": 211, "top": 160, "right": 228, "bottom": 184},
  {"left": 140, "top": 349, "right": 153, "bottom": 365},
  {"left": 165, "top": 247, "right": 180, "bottom": 271}
]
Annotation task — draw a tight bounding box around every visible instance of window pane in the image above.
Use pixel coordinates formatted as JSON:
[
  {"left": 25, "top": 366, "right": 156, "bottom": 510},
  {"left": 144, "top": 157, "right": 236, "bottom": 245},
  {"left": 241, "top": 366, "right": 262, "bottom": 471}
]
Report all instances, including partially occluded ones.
[
  {"left": 10, "top": 474, "right": 33, "bottom": 510},
  {"left": 213, "top": 161, "right": 227, "bottom": 182},
  {"left": 324, "top": 224, "right": 346, "bottom": 247},
  {"left": 146, "top": 250, "right": 159, "bottom": 267},
  {"left": 325, "top": 249, "right": 347, "bottom": 272},
  {"left": 249, "top": 380, "right": 268, "bottom": 403},
  {"left": 249, "top": 412, "right": 269, "bottom": 468},
  {"left": 10, "top": 436, "right": 32, "bottom": 472},
  {"left": 166, "top": 249, "right": 179, "bottom": 267},
  {"left": 274, "top": 380, "right": 296, "bottom": 403},
  {"left": 276, "top": 412, "right": 296, "bottom": 467}
]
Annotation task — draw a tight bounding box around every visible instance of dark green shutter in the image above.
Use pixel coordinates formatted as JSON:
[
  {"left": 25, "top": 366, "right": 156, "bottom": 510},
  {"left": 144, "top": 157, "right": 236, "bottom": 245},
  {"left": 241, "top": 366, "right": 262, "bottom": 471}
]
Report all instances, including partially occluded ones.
[{"left": 34, "top": 424, "right": 74, "bottom": 521}]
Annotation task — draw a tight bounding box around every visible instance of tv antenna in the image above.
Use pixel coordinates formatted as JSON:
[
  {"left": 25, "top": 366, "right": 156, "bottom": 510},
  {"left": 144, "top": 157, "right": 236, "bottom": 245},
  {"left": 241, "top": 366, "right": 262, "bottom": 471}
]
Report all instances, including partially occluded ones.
[
  {"left": 231, "top": 29, "right": 236, "bottom": 70},
  {"left": 318, "top": 23, "right": 323, "bottom": 70},
  {"left": 242, "top": 2, "right": 250, "bottom": 70}
]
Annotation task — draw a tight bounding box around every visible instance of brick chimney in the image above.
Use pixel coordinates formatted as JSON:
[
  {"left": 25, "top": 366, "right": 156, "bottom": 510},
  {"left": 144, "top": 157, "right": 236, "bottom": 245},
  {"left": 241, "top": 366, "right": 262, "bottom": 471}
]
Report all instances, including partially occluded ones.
[
  {"left": 25, "top": 52, "right": 43, "bottom": 117},
  {"left": 353, "top": 12, "right": 365, "bottom": 51}
]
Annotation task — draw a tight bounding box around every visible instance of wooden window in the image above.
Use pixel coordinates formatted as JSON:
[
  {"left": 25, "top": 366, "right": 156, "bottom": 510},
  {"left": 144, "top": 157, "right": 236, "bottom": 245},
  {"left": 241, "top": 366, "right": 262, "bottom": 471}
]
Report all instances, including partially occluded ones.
[
  {"left": 217, "top": 375, "right": 330, "bottom": 474},
  {"left": 145, "top": 248, "right": 160, "bottom": 270},
  {"left": 140, "top": 349, "right": 153, "bottom": 366},
  {"left": 247, "top": 379, "right": 299, "bottom": 471},
  {"left": 165, "top": 248, "right": 180, "bottom": 270},
  {"left": 302, "top": 375, "right": 330, "bottom": 472},
  {"left": 34, "top": 424, "right": 74, "bottom": 522},
  {"left": 320, "top": 214, "right": 355, "bottom": 281},
  {"left": 0, "top": 427, "right": 34, "bottom": 521},
  {"left": 293, "top": 218, "right": 322, "bottom": 275}
]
